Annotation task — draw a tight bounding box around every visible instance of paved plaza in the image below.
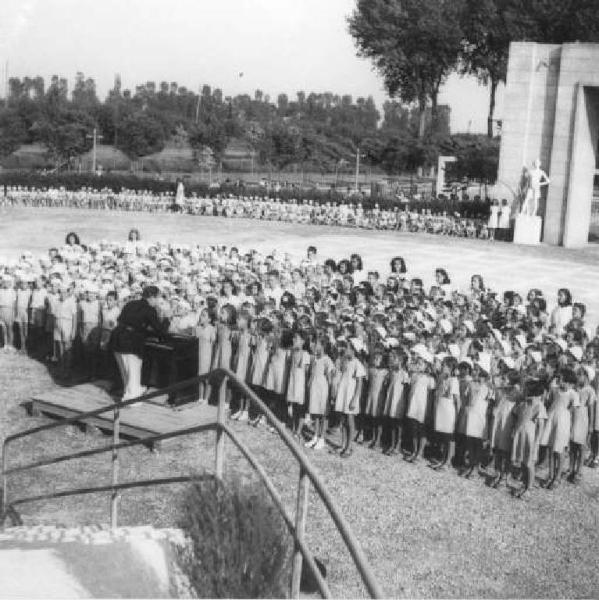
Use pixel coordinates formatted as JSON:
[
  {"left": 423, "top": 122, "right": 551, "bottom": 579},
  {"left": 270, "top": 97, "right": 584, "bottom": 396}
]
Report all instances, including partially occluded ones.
[{"left": 2, "top": 207, "right": 599, "bottom": 326}]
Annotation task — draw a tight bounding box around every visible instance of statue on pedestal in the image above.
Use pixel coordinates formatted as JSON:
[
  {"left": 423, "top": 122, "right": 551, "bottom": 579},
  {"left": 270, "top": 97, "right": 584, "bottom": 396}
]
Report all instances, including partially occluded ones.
[
  {"left": 175, "top": 181, "right": 185, "bottom": 206},
  {"left": 520, "top": 158, "right": 550, "bottom": 216}
]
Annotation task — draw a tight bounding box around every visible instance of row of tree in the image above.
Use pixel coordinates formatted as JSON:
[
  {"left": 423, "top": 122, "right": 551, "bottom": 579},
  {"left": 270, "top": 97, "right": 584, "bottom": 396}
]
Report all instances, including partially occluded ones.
[
  {"left": 349, "top": 0, "right": 599, "bottom": 137},
  {"left": 0, "top": 72, "right": 457, "bottom": 175}
]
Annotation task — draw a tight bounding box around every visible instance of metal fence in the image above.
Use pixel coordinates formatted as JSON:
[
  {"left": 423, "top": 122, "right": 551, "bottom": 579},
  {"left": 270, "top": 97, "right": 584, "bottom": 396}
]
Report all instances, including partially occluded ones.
[{"left": 1, "top": 369, "right": 384, "bottom": 599}]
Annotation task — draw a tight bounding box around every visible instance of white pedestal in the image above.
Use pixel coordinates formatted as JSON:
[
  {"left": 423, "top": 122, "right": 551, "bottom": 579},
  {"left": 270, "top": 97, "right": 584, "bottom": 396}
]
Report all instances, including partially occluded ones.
[{"left": 513, "top": 214, "right": 542, "bottom": 245}]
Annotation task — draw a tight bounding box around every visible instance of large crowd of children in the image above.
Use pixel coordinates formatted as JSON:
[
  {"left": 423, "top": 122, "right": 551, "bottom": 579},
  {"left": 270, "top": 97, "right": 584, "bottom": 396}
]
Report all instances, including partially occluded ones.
[
  {"left": 1, "top": 230, "right": 596, "bottom": 499},
  {"left": 2, "top": 185, "right": 511, "bottom": 240}
]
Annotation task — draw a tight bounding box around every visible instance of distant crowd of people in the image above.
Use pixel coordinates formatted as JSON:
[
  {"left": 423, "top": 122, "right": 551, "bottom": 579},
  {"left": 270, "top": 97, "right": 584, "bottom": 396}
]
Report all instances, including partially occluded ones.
[
  {"left": 2, "top": 186, "right": 514, "bottom": 240},
  {"left": 0, "top": 229, "right": 597, "bottom": 499}
]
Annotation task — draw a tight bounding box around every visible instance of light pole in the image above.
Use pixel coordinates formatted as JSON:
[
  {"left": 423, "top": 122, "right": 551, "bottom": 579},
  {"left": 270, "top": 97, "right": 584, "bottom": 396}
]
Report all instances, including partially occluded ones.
[
  {"left": 86, "top": 127, "right": 103, "bottom": 173},
  {"left": 354, "top": 147, "right": 365, "bottom": 192}
]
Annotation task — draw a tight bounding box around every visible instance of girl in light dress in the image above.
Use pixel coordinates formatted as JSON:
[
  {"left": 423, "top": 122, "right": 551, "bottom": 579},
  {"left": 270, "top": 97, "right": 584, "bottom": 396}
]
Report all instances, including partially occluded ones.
[
  {"left": 196, "top": 308, "right": 216, "bottom": 401},
  {"left": 78, "top": 286, "right": 102, "bottom": 380},
  {"left": 53, "top": 283, "right": 78, "bottom": 378},
  {"left": 100, "top": 291, "right": 120, "bottom": 378},
  {"left": 382, "top": 350, "right": 409, "bottom": 455},
  {"left": 15, "top": 277, "right": 32, "bottom": 353},
  {"left": 431, "top": 356, "right": 460, "bottom": 471},
  {"left": 211, "top": 303, "right": 236, "bottom": 403},
  {"left": 286, "top": 330, "right": 311, "bottom": 437},
  {"left": 230, "top": 310, "right": 253, "bottom": 420},
  {"left": 29, "top": 277, "right": 48, "bottom": 357},
  {"left": 488, "top": 369, "right": 520, "bottom": 487},
  {"left": 265, "top": 328, "right": 292, "bottom": 431},
  {"left": 405, "top": 351, "right": 436, "bottom": 463},
  {"left": 568, "top": 367, "right": 595, "bottom": 482},
  {"left": 333, "top": 340, "right": 366, "bottom": 458},
  {"left": 587, "top": 367, "right": 599, "bottom": 467},
  {"left": 460, "top": 361, "right": 492, "bottom": 478},
  {"left": 539, "top": 368, "right": 579, "bottom": 489},
  {"left": 510, "top": 379, "right": 548, "bottom": 498},
  {"left": 0, "top": 276, "right": 17, "bottom": 351},
  {"left": 488, "top": 199, "right": 500, "bottom": 240},
  {"left": 305, "top": 335, "right": 335, "bottom": 450},
  {"left": 364, "top": 349, "right": 389, "bottom": 450},
  {"left": 248, "top": 318, "right": 273, "bottom": 427}
]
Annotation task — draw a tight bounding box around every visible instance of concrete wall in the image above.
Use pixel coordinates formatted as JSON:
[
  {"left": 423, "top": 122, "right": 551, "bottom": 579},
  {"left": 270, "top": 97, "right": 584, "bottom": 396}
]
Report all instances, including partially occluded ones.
[
  {"left": 545, "top": 45, "right": 599, "bottom": 246},
  {"left": 499, "top": 42, "right": 599, "bottom": 246},
  {"left": 497, "top": 42, "right": 561, "bottom": 220}
]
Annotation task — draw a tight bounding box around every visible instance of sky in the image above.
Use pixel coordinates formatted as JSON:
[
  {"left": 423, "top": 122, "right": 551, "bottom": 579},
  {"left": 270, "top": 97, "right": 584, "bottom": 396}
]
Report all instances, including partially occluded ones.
[{"left": 0, "top": 0, "right": 503, "bottom": 133}]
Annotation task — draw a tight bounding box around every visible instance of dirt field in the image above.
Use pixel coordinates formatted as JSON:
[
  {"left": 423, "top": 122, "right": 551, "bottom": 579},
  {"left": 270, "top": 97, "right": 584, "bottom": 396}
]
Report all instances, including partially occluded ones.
[
  {"left": 2, "top": 353, "right": 599, "bottom": 598},
  {"left": 1, "top": 208, "right": 599, "bottom": 597}
]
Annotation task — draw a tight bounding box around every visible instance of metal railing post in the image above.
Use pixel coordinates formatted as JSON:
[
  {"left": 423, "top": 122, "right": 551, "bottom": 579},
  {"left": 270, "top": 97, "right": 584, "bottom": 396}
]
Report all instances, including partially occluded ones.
[
  {"left": 215, "top": 376, "right": 227, "bottom": 478},
  {"left": 110, "top": 404, "right": 120, "bottom": 529},
  {"left": 1, "top": 444, "right": 7, "bottom": 528},
  {"left": 290, "top": 465, "right": 310, "bottom": 598}
]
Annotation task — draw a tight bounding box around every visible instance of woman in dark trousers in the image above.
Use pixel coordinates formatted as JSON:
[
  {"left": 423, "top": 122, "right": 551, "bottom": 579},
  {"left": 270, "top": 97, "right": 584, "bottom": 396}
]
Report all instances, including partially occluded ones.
[{"left": 110, "top": 285, "right": 169, "bottom": 405}]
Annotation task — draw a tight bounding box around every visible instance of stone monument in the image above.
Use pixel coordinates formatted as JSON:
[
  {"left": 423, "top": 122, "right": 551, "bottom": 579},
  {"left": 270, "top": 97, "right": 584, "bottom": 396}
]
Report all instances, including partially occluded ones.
[
  {"left": 513, "top": 158, "right": 549, "bottom": 245},
  {"left": 497, "top": 42, "right": 599, "bottom": 247}
]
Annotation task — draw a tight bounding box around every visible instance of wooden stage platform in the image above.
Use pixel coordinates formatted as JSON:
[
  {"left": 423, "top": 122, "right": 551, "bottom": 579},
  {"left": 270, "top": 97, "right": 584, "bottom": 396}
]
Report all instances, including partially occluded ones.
[{"left": 24, "top": 381, "right": 217, "bottom": 450}]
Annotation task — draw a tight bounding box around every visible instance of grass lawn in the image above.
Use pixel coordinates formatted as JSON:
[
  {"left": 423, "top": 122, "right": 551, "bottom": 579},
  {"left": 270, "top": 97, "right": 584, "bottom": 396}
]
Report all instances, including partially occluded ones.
[{"left": 2, "top": 353, "right": 599, "bottom": 598}]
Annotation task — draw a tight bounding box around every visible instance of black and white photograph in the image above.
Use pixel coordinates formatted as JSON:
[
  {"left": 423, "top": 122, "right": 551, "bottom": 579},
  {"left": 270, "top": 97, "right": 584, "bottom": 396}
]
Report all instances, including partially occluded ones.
[{"left": 1, "top": 0, "right": 599, "bottom": 597}]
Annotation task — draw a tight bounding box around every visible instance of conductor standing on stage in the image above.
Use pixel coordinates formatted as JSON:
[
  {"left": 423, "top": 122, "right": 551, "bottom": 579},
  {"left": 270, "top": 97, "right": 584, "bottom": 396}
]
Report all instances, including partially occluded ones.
[{"left": 110, "top": 285, "right": 169, "bottom": 403}]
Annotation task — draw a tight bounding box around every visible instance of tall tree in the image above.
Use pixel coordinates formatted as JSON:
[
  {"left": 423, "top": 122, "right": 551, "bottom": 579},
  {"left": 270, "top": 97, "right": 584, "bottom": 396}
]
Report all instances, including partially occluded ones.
[
  {"left": 348, "top": 0, "right": 463, "bottom": 138},
  {"left": 461, "top": 0, "right": 599, "bottom": 138}
]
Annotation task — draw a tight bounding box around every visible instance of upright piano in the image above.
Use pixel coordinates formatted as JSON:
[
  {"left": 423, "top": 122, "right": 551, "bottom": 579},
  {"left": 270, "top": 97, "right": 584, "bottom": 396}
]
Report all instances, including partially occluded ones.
[{"left": 142, "top": 334, "right": 199, "bottom": 405}]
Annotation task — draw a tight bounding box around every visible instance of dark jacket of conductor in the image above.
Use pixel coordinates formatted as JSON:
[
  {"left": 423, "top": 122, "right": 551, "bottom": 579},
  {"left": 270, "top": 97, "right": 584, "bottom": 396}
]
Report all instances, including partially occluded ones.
[{"left": 110, "top": 298, "right": 170, "bottom": 357}]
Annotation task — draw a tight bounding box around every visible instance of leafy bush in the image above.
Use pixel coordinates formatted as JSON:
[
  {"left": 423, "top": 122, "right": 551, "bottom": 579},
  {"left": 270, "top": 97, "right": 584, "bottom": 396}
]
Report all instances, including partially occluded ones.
[{"left": 177, "top": 474, "right": 292, "bottom": 599}]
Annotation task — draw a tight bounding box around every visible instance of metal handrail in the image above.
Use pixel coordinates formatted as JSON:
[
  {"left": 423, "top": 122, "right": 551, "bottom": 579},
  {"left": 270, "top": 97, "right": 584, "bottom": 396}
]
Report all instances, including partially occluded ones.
[{"left": 1, "top": 368, "right": 384, "bottom": 598}]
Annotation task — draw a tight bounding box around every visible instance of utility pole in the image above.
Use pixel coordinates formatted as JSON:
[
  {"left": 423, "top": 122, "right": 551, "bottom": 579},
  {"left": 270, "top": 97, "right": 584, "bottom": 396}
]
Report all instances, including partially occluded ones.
[
  {"left": 355, "top": 146, "right": 360, "bottom": 192},
  {"left": 86, "top": 127, "right": 104, "bottom": 173}
]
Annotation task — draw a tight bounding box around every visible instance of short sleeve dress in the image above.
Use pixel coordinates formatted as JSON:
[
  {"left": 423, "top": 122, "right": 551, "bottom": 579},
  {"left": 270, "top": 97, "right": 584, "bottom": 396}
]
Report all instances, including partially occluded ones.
[
  {"left": 365, "top": 368, "right": 389, "bottom": 417},
  {"left": 334, "top": 357, "right": 366, "bottom": 415},
  {"left": 232, "top": 331, "right": 252, "bottom": 382},
  {"left": 383, "top": 369, "right": 409, "bottom": 420},
  {"left": 211, "top": 323, "right": 232, "bottom": 371},
  {"left": 197, "top": 324, "right": 216, "bottom": 375},
  {"left": 287, "top": 349, "right": 311, "bottom": 404},
  {"left": 571, "top": 385, "right": 594, "bottom": 445},
  {"left": 249, "top": 336, "right": 270, "bottom": 388},
  {"left": 434, "top": 375, "right": 460, "bottom": 434},
  {"left": 308, "top": 354, "right": 334, "bottom": 415},
  {"left": 540, "top": 387, "right": 579, "bottom": 452},
  {"left": 406, "top": 373, "right": 435, "bottom": 424},
  {"left": 511, "top": 397, "right": 547, "bottom": 467},
  {"left": 489, "top": 389, "right": 517, "bottom": 452}
]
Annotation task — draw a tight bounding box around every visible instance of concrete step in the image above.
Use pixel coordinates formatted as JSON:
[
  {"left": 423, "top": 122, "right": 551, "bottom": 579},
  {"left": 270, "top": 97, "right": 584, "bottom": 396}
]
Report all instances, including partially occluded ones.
[{"left": 0, "top": 525, "right": 192, "bottom": 598}]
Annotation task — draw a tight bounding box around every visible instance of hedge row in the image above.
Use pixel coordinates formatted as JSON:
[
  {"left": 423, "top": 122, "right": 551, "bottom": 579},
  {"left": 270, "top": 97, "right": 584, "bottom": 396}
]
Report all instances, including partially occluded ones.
[{"left": 0, "top": 171, "right": 492, "bottom": 217}]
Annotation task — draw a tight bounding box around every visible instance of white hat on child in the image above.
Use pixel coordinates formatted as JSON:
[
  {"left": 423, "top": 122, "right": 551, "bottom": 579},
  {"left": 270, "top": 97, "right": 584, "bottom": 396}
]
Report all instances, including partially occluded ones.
[{"left": 567, "top": 346, "right": 583, "bottom": 362}]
